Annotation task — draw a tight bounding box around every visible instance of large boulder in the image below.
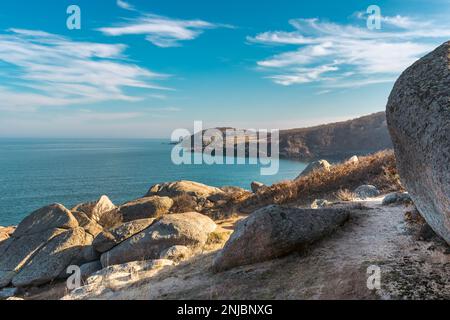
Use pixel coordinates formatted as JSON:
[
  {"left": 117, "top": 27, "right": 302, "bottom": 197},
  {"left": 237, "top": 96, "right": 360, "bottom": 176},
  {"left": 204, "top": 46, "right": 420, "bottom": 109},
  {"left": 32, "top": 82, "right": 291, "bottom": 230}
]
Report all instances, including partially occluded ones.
[
  {"left": 71, "top": 195, "right": 116, "bottom": 224},
  {"left": 93, "top": 218, "right": 155, "bottom": 253},
  {"left": 12, "top": 227, "right": 92, "bottom": 287},
  {"left": 118, "top": 197, "right": 173, "bottom": 222},
  {"left": 100, "top": 212, "right": 216, "bottom": 267},
  {"left": 296, "top": 160, "right": 331, "bottom": 179},
  {"left": 146, "top": 181, "right": 224, "bottom": 199},
  {"left": 0, "top": 204, "right": 79, "bottom": 287},
  {"left": 0, "top": 204, "right": 96, "bottom": 288},
  {"left": 13, "top": 204, "right": 78, "bottom": 238},
  {"left": 386, "top": 41, "right": 450, "bottom": 244},
  {"left": 0, "top": 228, "right": 66, "bottom": 287},
  {"left": 212, "top": 205, "right": 350, "bottom": 272}
]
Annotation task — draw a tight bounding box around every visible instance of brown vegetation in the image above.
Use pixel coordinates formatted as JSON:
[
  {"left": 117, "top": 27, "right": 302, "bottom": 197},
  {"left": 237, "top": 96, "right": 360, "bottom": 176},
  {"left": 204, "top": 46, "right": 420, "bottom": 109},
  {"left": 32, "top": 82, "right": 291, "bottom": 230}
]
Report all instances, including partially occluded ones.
[{"left": 240, "top": 150, "right": 402, "bottom": 212}]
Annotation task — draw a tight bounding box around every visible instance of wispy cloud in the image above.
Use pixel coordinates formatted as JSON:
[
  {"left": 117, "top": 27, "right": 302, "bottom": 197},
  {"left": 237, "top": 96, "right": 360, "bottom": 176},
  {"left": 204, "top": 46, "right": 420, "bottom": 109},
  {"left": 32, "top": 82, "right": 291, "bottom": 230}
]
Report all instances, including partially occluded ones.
[
  {"left": 98, "top": 13, "right": 226, "bottom": 48},
  {"left": 249, "top": 15, "right": 450, "bottom": 87},
  {"left": 116, "top": 0, "right": 136, "bottom": 11},
  {"left": 0, "top": 29, "right": 170, "bottom": 110}
]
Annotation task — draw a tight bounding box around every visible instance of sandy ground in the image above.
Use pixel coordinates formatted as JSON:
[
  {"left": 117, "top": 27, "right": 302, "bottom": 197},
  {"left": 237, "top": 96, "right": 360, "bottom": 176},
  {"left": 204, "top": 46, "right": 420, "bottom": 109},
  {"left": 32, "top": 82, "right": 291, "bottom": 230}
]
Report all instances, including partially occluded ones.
[{"left": 61, "top": 198, "right": 450, "bottom": 300}]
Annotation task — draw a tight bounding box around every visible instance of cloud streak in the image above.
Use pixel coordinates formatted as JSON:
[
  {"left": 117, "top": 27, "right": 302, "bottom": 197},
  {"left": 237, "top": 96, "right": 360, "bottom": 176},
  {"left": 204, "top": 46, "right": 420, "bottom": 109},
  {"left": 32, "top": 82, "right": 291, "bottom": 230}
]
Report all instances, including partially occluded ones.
[
  {"left": 116, "top": 0, "right": 136, "bottom": 11},
  {"left": 249, "top": 15, "right": 450, "bottom": 87},
  {"left": 0, "top": 29, "right": 170, "bottom": 110},
  {"left": 98, "top": 13, "right": 225, "bottom": 47}
]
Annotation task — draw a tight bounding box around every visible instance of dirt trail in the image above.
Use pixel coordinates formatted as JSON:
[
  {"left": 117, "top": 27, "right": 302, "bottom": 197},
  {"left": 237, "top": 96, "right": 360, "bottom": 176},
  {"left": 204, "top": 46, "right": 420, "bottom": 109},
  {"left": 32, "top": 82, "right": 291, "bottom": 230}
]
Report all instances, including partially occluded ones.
[{"left": 65, "top": 198, "right": 450, "bottom": 300}]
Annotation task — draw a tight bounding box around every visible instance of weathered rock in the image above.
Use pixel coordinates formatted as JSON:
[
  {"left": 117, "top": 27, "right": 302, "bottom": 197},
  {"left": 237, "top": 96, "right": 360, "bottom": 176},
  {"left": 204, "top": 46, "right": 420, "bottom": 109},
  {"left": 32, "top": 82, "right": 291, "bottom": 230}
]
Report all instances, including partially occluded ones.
[
  {"left": 386, "top": 41, "right": 450, "bottom": 244},
  {"left": 0, "top": 226, "right": 15, "bottom": 243},
  {"left": 354, "top": 185, "right": 380, "bottom": 199},
  {"left": 0, "top": 228, "right": 67, "bottom": 287},
  {"left": 93, "top": 218, "right": 155, "bottom": 253},
  {"left": 346, "top": 155, "right": 359, "bottom": 164},
  {"left": 12, "top": 227, "right": 91, "bottom": 287},
  {"left": 311, "top": 199, "right": 333, "bottom": 209},
  {"left": 118, "top": 197, "right": 173, "bottom": 222},
  {"left": 12, "top": 204, "right": 78, "bottom": 238},
  {"left": 297, "top": 160, "right": 331, "bottom": 178},
  {"left": 0, "top": 204, "right": 85, "bottom": 288},
  {"left": 251, "top": 181, "right": 266, "bottom": 193},
  {"left": 382, "top": 192, "right": 412, "bottom": 206},
  {"left": 80, "top": 244, "right": 100, "bottom": 263},
  {"left": 100, "top": 212, "right": 216, "bottom": 267},
  {"left": 0, "top": 287, "right": 18, "bottom": 300},
  {"left": 146, "top": 180, "right": 224, "bottom": 199},
  {"left": 71, "top": 195, "right": 116, "bottom": 223},
  {"left": 80, "top": 261, "right": 103, "bottom": 280},
  {"left": 91, "top": 259, "right": 173, "bottom": 282},
  {"left": 212, "top": 205, "right": 350, "bottom": 272},
  {"left": 159, "top": 245, "right": 192, "bottom": 263},
  {"left": 71, "top": 211, "right": 103, "bottom": 237}
]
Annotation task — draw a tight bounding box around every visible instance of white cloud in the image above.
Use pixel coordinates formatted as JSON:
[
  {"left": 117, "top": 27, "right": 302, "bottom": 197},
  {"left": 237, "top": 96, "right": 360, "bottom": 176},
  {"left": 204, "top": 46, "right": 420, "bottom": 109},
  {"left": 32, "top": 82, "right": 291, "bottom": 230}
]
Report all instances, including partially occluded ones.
[
  {"left": 116, "top": 0, "right": 136, "bottom": 11},
  {"left": 98, "top": 13, "right": 224, "bottom": 47},
  {"left": 0, "top": 29, "right": 170, "bottom": 110},
  {"left": 249, "top": 16, "right": 450, "bottom": 87}
]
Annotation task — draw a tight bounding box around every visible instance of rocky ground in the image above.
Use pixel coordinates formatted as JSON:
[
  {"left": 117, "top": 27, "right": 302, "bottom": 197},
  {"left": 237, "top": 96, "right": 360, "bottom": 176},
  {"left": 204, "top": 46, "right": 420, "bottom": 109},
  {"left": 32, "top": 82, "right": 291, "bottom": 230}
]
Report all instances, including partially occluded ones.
[{"left": 60, "top": 197, "right": 449, "bottom": 300}]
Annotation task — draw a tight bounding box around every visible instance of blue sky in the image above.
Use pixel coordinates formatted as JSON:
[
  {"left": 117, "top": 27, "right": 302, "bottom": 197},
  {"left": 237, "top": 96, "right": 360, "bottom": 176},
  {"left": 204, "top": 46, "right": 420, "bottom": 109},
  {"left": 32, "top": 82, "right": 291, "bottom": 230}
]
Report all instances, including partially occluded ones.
[{"left": 0, "top": 0, "right": 449, "bottom": 138}]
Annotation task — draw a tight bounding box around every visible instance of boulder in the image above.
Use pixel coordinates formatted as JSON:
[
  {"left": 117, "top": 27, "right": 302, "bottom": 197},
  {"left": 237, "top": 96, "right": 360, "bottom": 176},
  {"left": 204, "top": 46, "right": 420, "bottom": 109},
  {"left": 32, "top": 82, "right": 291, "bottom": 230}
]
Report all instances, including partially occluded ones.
[
  {"left": 311, "top": 199, "right": 333, "bottom": 209},
  {"left": 92, "top": 259, "right": 173, "bottom": 281},
  {"left": 382, "top": 192, "right": 412, "bottom": 206},
  {"left": 71, "top": 211, "right": 103, "bottom": 237},
  {"left": 297, "top": 160, "right": 331, "bottom": 178},
  {"left": 386, "top": 41, "right": 450, "bottom": 244},
  {"left": 0, "top": 287, "right": 18, "bottom": 300},
  {"left": 0, "top": 204, "right": 98, "bottom": 288},
  {"left": 118, "top": 197, "right": 173, "bottom": 222},
  {"left": 71, "top": 195, "right": 116, "bottom": 223},
  {"left": 354, "top": 185, "right": 380, "bottom": 199},
  {"left": 346, "top": 155, "right": 359, "bottom": 164},
  {"left": 159, "top": 245, "right": 192, "bottom": 263},
  {"left": 80, "top": 261, "right": 103, "bottom": 280},
  {"left": 12, "top": 227, "right": 92, "bottom": 287},
  {"left": 146, "top": 180, "right": 224, "bottom": 199},
  {"left": 212, "top": 205, "right": 350, "bottom": 272},
  {"left": 93, "top": 218, "right": 155, "bottom": 253},
  {"left": 251, "top": 181, "right": 266, "bottom": 193},
  {"left": 12, "top": 204, "right": 78, "bottom": 238},
  {"left": 0, "top": 227, "right": 67, "bottom": 287},
  {"left": 100, "top": 212, "right": 216, "bottom": 267}
]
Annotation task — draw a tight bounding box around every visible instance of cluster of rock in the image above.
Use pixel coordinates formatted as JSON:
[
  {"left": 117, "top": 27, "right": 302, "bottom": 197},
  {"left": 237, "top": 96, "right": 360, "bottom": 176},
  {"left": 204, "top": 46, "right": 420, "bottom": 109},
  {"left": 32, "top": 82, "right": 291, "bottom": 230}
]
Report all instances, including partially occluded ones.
[{"left": 0, "top": 180, "right": 226, "bottom": 294}]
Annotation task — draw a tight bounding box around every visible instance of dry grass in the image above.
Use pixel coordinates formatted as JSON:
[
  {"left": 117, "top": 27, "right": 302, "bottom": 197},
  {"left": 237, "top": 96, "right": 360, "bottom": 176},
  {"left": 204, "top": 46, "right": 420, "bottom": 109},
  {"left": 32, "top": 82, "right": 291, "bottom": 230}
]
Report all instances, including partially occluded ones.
[
  {"left": 240, "top": 150, "right": 402, "bottom": 212},
  {"left": 335, "top": 189, "right": 356, "bottom": 202}
]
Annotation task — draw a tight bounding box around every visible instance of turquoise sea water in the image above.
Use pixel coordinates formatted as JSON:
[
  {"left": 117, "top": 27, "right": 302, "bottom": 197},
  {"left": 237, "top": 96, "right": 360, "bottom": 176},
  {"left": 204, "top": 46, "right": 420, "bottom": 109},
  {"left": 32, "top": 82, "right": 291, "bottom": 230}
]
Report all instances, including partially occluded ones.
[{"left": 0, "top": 139, "right": 307, "bottom": 226}]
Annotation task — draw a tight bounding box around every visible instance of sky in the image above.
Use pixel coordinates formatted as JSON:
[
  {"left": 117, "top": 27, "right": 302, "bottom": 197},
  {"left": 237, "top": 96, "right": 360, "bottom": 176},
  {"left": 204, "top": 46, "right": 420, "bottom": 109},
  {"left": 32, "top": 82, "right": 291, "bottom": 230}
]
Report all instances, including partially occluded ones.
[{"left": 0, "top": 0, "right": 449, "bottom": 138}]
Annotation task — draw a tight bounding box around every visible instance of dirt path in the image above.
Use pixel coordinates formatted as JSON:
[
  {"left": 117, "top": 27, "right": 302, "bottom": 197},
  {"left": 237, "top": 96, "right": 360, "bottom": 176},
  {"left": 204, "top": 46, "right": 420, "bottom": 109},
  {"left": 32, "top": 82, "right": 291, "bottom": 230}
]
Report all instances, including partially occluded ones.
[{"left": 65, "top": 199, "right": 450, "bottom": 300}]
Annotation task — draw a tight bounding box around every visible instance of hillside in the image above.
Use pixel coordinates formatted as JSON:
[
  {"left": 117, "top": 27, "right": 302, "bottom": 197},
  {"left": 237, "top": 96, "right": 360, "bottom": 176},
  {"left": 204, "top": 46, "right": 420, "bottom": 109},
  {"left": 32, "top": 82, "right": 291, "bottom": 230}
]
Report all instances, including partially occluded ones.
[
  {"left": 183, "top": 112, "right": 392, "bottom": 162},
  {"left": 278, "top": 112, "right": 392, "bottom": 161}
]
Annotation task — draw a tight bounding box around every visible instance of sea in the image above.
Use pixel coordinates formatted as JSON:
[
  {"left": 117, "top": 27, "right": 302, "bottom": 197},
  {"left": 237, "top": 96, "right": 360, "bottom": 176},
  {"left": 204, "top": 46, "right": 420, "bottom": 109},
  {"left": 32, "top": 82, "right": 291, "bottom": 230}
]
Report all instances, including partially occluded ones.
[{"left": 0, "top": 139, "right": 307, "bottom": 226}]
